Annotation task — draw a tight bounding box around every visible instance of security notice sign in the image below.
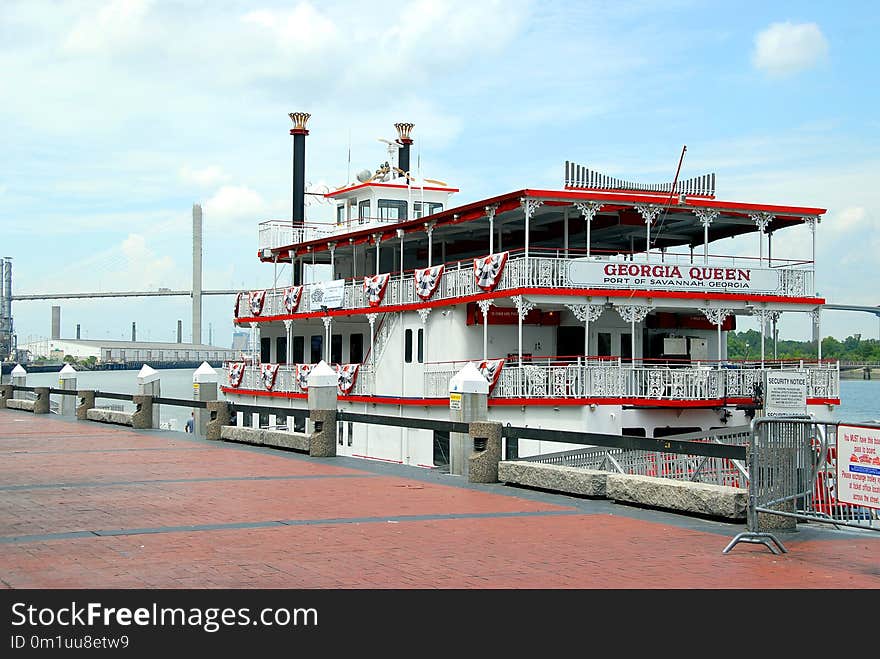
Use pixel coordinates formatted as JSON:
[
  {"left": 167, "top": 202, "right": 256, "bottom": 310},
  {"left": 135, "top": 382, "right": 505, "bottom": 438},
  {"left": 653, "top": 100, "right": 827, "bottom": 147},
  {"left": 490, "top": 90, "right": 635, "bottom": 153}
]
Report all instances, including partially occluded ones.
[
  {"left": 763, "top": 370, "right": 808, "bottom": 417},
  {"left": 836, "top": 425, "right": 880, "bottom": 510}
]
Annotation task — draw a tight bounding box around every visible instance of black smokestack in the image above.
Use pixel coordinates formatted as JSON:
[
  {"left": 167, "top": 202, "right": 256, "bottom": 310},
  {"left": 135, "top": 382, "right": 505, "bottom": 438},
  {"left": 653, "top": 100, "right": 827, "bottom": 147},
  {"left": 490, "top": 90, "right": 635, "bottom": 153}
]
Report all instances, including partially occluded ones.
[
  {"left": 76, "top": 324, "right": 81, "bottom": 340},
  {"left": 395, "top": 122, "right": 414, "bottom": 178},
  {"left": 289, "top": 112, "right": 311, "bottom": 226},
  {"left": 132, "top": 322, "right": 136, "bottom": 342}
]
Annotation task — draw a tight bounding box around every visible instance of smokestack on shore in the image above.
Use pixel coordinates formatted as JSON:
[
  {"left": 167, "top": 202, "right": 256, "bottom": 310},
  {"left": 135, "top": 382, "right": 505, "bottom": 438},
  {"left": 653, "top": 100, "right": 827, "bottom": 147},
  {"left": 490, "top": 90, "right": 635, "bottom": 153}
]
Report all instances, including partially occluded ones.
[
  {"left": 132, "top": 322, "right": 136, "bottom": 342},
  {"left": 395, "top": 122, "right": 414, "bottom": 177},
  {"left": 289, "top": 112, "right": 310, "bottom": 227},
  {"left": 51, "top": 306, "right": 61, "bottom": 340}
]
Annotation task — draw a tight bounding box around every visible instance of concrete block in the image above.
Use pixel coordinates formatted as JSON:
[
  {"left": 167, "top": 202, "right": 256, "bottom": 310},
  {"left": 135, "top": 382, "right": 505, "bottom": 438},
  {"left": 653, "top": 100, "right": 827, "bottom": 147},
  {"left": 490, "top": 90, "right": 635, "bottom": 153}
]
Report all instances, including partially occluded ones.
[
  {"left": 7, "top": 399, "right": 35, "bottom": 411},
  {"left": 86, "top": 409, "right": 134, "bottom": 426},
  {"left": 498, "top": 461, "right": 608, "bottom": 497},
  {"left": 218, "top": 426, "right": 310, "bottom": 452},
  {"left": 131, "top": 395, "right": 153, "bottom": 429},
  {"left": 308, "top": 408, "right": 337, "bottom": 458},
  {"left": 468, "top": 421, "right": 502, "bottom": 483},
  {"left": 76, "top": 390, "right": 96, "bottom": 420},
  {"left": 33, "top": 387, "right": 50, "bottom": 414},
  {"left": 0, "top": 384, "right": 12, "bottom": 408},
  {"left": 606, "top": 473, "right": 747, "bottom": 520},
  {"left": 205, "top": 401, "right": 231, "bottom": 441}
]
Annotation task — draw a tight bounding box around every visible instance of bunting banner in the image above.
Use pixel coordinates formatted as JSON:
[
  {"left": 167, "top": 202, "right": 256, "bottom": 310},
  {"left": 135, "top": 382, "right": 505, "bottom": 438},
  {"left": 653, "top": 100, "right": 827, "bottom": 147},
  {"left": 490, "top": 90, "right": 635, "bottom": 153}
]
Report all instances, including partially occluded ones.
[
  {"left": 260, "top": 363, "right": 280, "bottom": 391},
  {"left": 295, "top": 364, "right": 314, "bottom": 392},
  {"left": 248, "top": 290, "right": 267, "bottom": 316},
  {"left": 477, "top": 358, "right": 505, "bottom": 394},
  {"left": 363, "top": 273, "right": 390, "bottom": 307},
  {"left": 234, "top": 292, "right": 243, "bottom": 317},
  {"left": 474, "top": 252, "right": 509, "bottom": 291},
  {"left": 283, "top": 285, "right": 303, "bottom": 313},
  {"left": 414, "top": 264, "right": 444, "bottom": 300},
  {"left": 227, "top": 362, "right": 246, "bottom": 388},
  {"left": 337, "top": 364, "right": 360, "bottom": 394}
]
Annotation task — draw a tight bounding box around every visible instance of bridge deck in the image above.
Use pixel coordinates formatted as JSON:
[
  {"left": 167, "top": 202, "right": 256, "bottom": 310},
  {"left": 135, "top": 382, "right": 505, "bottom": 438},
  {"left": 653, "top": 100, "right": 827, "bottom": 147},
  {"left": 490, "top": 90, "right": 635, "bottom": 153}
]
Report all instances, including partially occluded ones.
[{"left": 1, "top": 410, "right": 877, "bottom": 589}]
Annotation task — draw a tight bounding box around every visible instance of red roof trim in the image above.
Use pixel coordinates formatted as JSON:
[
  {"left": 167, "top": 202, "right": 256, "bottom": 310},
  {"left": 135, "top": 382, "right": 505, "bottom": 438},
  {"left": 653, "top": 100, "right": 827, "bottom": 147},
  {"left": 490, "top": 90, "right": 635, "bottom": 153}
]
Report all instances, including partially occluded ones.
[{"left": 325, "top": 181, "right": 459, "bottom": 198}]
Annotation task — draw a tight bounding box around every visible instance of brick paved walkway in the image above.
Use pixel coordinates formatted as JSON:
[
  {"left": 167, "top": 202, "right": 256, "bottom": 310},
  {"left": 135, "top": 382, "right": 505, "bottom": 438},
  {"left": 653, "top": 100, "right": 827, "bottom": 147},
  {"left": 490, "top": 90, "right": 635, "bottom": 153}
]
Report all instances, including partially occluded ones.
[{"left": 1, "top": 410, "right": 878, "bottom": 589}]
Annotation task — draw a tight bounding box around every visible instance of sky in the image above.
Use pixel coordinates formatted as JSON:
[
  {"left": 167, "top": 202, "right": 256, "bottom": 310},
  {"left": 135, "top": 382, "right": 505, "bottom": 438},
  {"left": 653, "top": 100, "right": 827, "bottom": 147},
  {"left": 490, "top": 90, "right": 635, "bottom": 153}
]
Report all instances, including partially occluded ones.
[{"left": 2, "top": 0, "right": 879, "bottom": 348}]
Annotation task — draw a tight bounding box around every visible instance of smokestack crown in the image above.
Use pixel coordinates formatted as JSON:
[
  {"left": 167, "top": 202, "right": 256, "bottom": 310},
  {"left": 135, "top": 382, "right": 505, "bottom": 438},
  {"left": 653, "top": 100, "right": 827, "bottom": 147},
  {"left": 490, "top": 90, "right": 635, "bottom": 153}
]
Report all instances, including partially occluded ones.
[
  {"left": 289, "top": 112, "right": 311, "bottom": 134},
  {"left": 394, "top": 122, "right": 414, "bottom": 145}
]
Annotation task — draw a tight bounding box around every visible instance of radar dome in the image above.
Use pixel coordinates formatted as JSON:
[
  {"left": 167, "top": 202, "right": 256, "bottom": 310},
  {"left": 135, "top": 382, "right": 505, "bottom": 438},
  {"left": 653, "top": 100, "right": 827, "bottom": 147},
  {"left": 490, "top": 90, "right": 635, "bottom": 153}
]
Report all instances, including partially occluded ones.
[{"left": 356, "top": 169, "right": 372, "bottom": 183}]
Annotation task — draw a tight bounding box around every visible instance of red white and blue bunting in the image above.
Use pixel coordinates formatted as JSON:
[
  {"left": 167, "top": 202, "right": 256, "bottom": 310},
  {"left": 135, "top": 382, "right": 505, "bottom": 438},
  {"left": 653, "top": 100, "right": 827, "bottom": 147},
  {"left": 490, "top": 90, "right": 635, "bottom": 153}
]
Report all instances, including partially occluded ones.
[
  {"left": 295, "top": 364, "right": 314, "bottom": 392},
  {"left": 414, "top": 264, "right": 444, "bottom": 300},
  {"left": 260, "top": 363, "right": 280, "bottom": 391},
  {"left": 337, "top": 364, "right": 359, "bottom": 394},
  {"left": 363, "top": 273, "right": 390, "bottom": 307},
  {"left": 227, "top": 362, "right": 246, "bottom": 387},
  {"left": 477, "top": 358, "right": 504, "bottom": 394},
  {"left": 248, "top": 290, "right": 266, "bottom": 316},
  {"left": 283, "top": 286, "right": 303, "bottom": 313},
  {"left": 234, "top": 292, "right": 243, "bottom": 317},
  {"left": 474, "top": 252, "right": 508, "bottom": 291}
]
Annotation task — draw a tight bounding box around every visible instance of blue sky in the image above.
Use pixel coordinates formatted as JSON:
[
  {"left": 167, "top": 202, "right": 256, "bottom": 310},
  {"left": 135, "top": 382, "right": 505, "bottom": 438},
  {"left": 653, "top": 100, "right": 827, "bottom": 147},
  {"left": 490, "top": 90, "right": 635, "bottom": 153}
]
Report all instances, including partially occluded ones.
[{"left": 2, "top": 0, "right": 879, "bottom": 347}]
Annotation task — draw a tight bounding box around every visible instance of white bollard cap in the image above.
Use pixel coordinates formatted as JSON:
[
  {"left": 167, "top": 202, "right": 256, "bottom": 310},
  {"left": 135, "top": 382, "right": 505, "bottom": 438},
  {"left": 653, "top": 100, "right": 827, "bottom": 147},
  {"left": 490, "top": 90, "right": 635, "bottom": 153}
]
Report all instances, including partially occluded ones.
[
  {"left": 59, "top": 363, "right": 77, "bottom": 377},
  {"left": 449, "top": 362, "right": 489, "bottom": 395},
  {"left": 136, "top": 364, "right": 160, "bottom": 384},
  {"left": 308, "top": 360, "right": 338, "bottom": 388},
  {"left": 12, "top": 364, "right": 27, "bottom": 376},
  {"left": 193, "top": 361, "right": 218, "bottom": 384}
]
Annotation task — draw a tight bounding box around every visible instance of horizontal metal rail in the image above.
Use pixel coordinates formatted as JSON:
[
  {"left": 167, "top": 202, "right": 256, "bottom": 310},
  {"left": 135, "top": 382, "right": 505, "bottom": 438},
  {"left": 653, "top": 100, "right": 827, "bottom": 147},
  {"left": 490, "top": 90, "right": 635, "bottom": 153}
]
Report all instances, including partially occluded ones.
[
  {"left": 337, "top": 411, "right": 470, "bottom": 434},
  {"left": 502, "top": 425, "right": 746, "bottom": 460}
]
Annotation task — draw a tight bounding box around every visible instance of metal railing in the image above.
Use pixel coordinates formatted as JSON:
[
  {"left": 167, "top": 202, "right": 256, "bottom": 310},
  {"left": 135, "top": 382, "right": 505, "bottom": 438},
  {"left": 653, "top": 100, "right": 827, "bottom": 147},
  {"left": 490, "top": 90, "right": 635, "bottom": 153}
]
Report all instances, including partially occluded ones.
[
  {"left": 521, "top": 426, "right": 751, "bottom": 488},
  {"left": 223, "top": 364, "right": 374, "bottom": 397},
  {"left": 424, "top": 360, "right": 837, "bottom": 401},
  {"left": 724, "top": 418, "right": 880, "bottom": 555},
  {"left": 235, "top": 250, "right": 816, "bottom": 318}
]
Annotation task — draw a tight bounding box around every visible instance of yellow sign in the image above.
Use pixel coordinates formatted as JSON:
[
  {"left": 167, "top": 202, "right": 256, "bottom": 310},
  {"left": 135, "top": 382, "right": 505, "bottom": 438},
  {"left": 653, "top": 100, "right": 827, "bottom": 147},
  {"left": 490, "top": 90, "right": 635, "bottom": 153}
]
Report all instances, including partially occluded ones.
[{"left": 449, "top": 392, "right": 462, "bottom": 410}]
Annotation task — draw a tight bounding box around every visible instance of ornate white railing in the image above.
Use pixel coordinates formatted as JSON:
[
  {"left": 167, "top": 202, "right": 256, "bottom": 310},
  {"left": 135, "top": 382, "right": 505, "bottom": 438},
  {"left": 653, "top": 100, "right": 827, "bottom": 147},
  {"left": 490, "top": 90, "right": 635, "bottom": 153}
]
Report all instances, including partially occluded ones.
[
  {"left": 424, "top": 361, "right": 839, "bottom": 401},
  {"left": 222, "top": 364, "right": 374, "bottom": 396},
  {"left": 235, "top": 252, "right": 816, "bottom": 319}
]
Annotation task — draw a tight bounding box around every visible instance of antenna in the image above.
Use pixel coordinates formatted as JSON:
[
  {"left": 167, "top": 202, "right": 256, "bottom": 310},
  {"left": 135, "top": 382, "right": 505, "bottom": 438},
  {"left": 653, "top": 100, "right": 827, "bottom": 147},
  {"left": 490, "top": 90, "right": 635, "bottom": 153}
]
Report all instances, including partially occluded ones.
[
  {"left": 652, "top": 145, "right": 687, "bottom": 246},
  {"left": 347, "top": 128, "right": 351, "bottom": 184}
]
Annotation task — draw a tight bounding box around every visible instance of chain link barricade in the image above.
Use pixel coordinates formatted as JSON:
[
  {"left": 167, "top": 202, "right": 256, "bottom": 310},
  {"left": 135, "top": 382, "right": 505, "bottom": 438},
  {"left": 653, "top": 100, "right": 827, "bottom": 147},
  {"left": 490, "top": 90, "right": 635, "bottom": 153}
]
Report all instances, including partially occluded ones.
[{"left": 724, "top": 417, "right": 880, "bottom": 555}]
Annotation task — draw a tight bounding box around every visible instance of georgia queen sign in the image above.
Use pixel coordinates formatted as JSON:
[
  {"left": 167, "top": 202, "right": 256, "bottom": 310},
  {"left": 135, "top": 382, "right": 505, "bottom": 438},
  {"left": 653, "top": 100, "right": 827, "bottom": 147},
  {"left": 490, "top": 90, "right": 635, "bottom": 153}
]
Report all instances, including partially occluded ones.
[{"left": 568, "top": 259, "right": 781, "bottom": 294}]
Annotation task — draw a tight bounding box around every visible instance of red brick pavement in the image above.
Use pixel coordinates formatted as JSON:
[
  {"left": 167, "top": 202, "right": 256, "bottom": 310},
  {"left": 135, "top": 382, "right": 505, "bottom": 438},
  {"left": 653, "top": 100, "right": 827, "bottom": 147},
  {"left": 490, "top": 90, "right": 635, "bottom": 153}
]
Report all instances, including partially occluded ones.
[{"left": 1, "top": 410, "right": 878, "bottom": 589}]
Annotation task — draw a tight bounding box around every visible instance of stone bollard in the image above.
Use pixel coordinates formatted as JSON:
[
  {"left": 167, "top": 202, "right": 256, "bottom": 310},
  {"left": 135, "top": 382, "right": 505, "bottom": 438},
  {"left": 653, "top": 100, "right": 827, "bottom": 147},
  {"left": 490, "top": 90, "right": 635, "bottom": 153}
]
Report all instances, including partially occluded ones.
[
  {"left": 137, "top": 364, "right": 161, "bottom": 429},
  {"left": 33, "top": 387, "right": 50, "bottom": 414},
  {"left": 76, "top": 390, "right": 96, "bottom": 420},
  {"left": 448, "top": 362, "right": 489, "bottom": 478},
  {"left": 131, "top": 395, "right": 154, "bottom": 429},
  {"left": 0, "top": 384, "right": 12, "bottom": 409},
  {"left": 468, "top": 421, "right": 503, "bottom": 483},
  {"left": 307, "top": 361, "right": 338, "bottom": 458},
  {"left": 206, "top": 400, "right": 231, "bottom": 440}
]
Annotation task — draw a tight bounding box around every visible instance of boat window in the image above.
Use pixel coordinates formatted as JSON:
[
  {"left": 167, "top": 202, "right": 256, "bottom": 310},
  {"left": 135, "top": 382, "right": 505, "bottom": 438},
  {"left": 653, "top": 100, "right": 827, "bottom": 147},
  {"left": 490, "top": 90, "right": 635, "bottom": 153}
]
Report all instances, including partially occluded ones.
[
  {"left": 621, "top": 333, "right": 632, "bottom": 362},
  {"left": 349, "top": 333, "right": 364, "bottom": 363},
  {"left": 292, "top": 336, "right": 304, "bottom": 363},
  {"left": 358, "top": 200, "right": 370, "bottom": 223},
  {"left": 331, "top": 334, "right": 343, "bottom": 364},
  {"left": 260, "top": 337, "right": 271, "bottom": 363},
  {"left": 275, "top": 336, "right": 287, "bottom": 365},
  {"left": 622, "top": 427, "right": 646, "bottom": 437},
  {"left": 310, "top": 335, "right": 323, "bottom": 363},
  {"left": 414, "top": 201, "right": 444, "bottom": 218},
  {"left": 404, "top": 329, "right": 413, "bottom": 363},
  {"left": 417, "top": 328, "right": 424, "bottom": 363},
  {"left": 336, "top": 205, "right": 345, "bottom": 224},
  {"left": 597, "top": 332, "right": 612, "bottom": 357},
  {"left": 378, "top": 199, "right": 408, "bottom": 221}
]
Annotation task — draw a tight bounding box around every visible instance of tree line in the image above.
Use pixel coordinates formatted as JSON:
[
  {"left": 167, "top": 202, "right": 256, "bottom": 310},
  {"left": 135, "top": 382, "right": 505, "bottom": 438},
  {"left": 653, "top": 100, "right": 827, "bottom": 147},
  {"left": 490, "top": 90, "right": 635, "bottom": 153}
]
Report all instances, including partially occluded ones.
[{"left": 727, "top": 330, "right": 880, "bottom": 362}]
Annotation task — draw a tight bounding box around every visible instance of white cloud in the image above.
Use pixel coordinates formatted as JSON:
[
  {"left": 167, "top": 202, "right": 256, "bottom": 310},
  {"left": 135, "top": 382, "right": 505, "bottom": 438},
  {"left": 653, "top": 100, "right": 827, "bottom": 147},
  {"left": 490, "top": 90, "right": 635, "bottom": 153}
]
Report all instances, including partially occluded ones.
[
  {"left": 179, "top": 165, "right": 231, "bottom": 187},
  {"left": 241, "top": 2, "right": 338, "bottom": 54},
  {"left": 832, "top": 206, "right": 866, "bottom": 231},
  {"left": 64, "top": 0, "right": 153, "bottom": 55},
  {"left": 204, "top": 185, "right": 274, "bottom": 227},
  {"left": 752, "top": 22, "right": 828, "bottom": 77}
]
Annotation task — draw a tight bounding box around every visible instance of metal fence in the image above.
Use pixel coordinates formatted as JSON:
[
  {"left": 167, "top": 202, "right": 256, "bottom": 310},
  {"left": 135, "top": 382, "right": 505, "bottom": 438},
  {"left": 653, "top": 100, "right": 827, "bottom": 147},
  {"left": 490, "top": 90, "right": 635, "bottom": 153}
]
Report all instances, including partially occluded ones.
[
  {"left": 724, "top": 417, "right": 880, "bottom": 555},
  {"left": 521, "top": 426, "right": 751, "bottom": 487}
]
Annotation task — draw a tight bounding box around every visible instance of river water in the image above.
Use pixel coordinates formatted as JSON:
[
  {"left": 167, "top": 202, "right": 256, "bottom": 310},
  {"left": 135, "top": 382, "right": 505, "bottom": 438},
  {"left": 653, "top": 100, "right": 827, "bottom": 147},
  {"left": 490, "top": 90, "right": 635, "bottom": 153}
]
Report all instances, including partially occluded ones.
[{"left": 19, "top": 369, "right": 880, "bottom": 429}]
